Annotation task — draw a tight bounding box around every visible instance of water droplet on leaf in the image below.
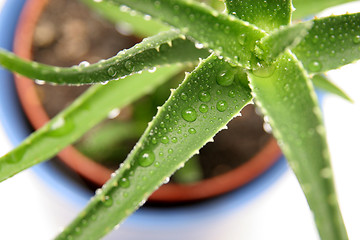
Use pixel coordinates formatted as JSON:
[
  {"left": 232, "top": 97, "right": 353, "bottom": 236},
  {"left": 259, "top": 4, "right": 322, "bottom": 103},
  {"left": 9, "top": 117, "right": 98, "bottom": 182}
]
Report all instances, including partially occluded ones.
[
  {"left": 309, "top": 60, "right": 322, "bottom": 72},
  {"left": 47, "top": 117, "right": 74, "bottom": 137},
  {"left": 125, "top": 60, "right": 135, "bottom": 72},
  {"left": 188, "top": 128, "right": 196, "bottom": 134},
  {"left": 216, "top": 101, "right": 228, "bottom": 112},
  {"left": 161, "top": 136, "right": 169, "bottom": 144},
  {"left": 353, "top": 35, "right": 360, "bottom": 44},
  {"left": 79, "top": 61, "right": 90, "bottom": 67},
  {"left": 107, "top": 67, "right": 117, "bottom": 77},
  {"left": 102, "top": 195, "right": 113, "bottom": 207},
  {"left": 138, "top": 150, "right": 155, "bottom": 167},
  {"left": 198, "top": 91, "right": 211, "bottom": 102},
  {"left": 180, "top": 92, "right": 188, "bottom": 101},
  {"left": 252, "top": 62, "right": 275, "bottom": 78},
  {"left": 217, "top": 68, "right": 236, "bottom": 86},
  {"left": 199, "top": 104, "right": 208, "bottom": 113},
  {"left": 181, "top": 107, "right": 197, "bottom": 122},
  {"left": 119, "top": 177, "right": 130, "bottom": 188}
]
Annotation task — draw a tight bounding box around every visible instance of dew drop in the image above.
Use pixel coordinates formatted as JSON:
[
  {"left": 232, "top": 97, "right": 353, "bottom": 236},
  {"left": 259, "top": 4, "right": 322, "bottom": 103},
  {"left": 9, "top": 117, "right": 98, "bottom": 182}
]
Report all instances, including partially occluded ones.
[
  {"left": 115, "top": 22, "right": 133, "bottom": 36},
  {"left": 102, "top": 195, "right": 113, "bottom": 207},
  {"left": 195, "top": 42, "right": 204, "bottom": 49},
  {"left": 107, "top": 108, "right": 120, "bottom": 119},
  {"left": 309, "top": 60, "right": 322, "bottom": 72},
  {"left": 171, "top": 137, "right": 178, "bottom": 143},
  {"left": 151, "top": 137, "right": 157, "bottom": 144},
  {"left": 180, "top": 92, "right": 188, "bottom": 101},
  {"left": 47, "top": 117, "right": 74, "bottom": 137},
  {"left": 353, "top": 35, "right": 360, "bottom": 44},
  {"left": 188, "top": 128, "right": 196, "bottom": 134},
  {"left": 263, "top": 122, "right": 272, "bottom": 133},
  {"left": 35, "top": 79, "right": 46, "bottom": 85},
  {"left": 238, "top": 33, "right": 246, "bottom": 45},
  {"left": 148, "top": 67, "right": 157, "bottom": 73},
  {"left": 95, "top": 188, "right": 103, "bottom": 195},
  {"left": 162, "top": 177, "right": 170, "bottom": 184},
  {"left": 228, "top": 90, "right": 236, "bottom": 98},
  {"left": 119, "top": 177, "right": 130, "bottom": 188},
  {"left": 79, "top": 61, "right": 90, "bottom": 67},
  {"left": 252, "top": 62, "right": 275, "bottom": 78},
  {"left": 168, "top": 148, "right": 174, "bottom": 154},
  {"left": 181, "top": 107, "right": 197, "bottom": 122},
  {"left": 6, "top": 146, "right": 26, "bottom": 164},
  {"left": 216, "top": 100, "right": 228, "bottom": 112},
  {"left": 199, "top": 104, "right": 209, "bottom": 113},
  {"left": 143, "top": 14, "right": 152, "bottom": 21},
  {"left": 198, "top": 91, "right": 211, "bottom": 102},
  {"left": 312, "top": 35, "right": 319, "bottom": 43},
  {"left": 107, "top": 67, "right": 117, "bottom": 77},
  {"left": 161, "top": 136, "right": 169, "bottom": 144},
  {"left": 217, "top": 68, "right": 236, "bottom": 86},
  {"left": 138, "top": 150, "right": 155, "bottom": 167},
  {"left": 125, "top": 60, "right": 135, "bottom": 72},
  {"left": 329, "top": 35, "right": 336, "bottom": 42}
]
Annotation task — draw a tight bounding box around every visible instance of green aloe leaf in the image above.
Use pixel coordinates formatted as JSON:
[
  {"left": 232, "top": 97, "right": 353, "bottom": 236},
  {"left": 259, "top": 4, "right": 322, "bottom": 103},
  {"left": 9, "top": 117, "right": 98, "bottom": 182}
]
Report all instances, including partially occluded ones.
[
  {"left": 108, "top": 0, "right": 266, "bottom": 68},
  {"left": 256, "top": 21, "right": 313, "bottom": 62},
  {"left": 312, "top": 74, "right": 353, "bottom": 102},
  {"left": 0, "top": 30, "right": 209, "bottom": 84},
  {"left": 0, "top": 66, "right": 179, "bottom": 182},
  {"left": 292, "top": 0, "right": 355, "bottom": 20},
  {"left": 80, "top": 0, "right": 169, "bottom": 37},
  {"left": 249, "top": 51, "right": 348, "bottom": 240},
  {"left": 76, "top": 121, "right": 143, "bottom": 165},
  {"left": 293, "top": 12, "right": 360, "bottom": 73},
  {"left": 56, "top": 54, "right": 253, "bottom": 240},
  {"left": 225, "top": 0, "right": 292, "bottom": 32}
]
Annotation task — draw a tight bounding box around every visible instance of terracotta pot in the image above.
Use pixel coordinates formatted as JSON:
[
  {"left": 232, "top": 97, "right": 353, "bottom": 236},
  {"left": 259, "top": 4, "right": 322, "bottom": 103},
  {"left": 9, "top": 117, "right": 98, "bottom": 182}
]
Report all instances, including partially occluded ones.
[{"left": 13, "top": 0, "right": 284, "bottom": 203}]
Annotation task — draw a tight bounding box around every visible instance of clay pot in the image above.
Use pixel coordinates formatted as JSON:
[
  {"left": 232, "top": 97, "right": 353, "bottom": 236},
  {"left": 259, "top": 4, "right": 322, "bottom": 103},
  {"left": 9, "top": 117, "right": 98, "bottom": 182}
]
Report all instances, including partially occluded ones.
[{"left": 12, "top": 0, "right": 284, "bottom": 203}]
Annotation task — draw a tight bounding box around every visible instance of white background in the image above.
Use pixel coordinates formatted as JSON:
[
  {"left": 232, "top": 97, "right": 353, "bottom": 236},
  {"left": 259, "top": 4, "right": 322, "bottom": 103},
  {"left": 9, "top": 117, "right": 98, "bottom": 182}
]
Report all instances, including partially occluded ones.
[{"left": 0, "top": 1, "right": 359, "bottom": 239}]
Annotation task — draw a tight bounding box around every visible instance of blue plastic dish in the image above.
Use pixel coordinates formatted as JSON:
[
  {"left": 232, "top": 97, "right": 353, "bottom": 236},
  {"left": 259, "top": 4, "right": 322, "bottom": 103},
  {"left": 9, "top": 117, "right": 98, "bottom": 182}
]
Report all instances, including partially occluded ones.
[{"left": 0, "top": 0, "right": 288, "bottom": 238}]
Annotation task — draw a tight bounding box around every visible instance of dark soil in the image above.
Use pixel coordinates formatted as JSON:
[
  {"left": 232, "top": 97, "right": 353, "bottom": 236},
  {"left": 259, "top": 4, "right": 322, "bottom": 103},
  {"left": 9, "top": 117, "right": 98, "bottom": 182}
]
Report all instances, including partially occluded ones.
[{"left": 32, "top": 0, "right": 272, "bottom": 183}]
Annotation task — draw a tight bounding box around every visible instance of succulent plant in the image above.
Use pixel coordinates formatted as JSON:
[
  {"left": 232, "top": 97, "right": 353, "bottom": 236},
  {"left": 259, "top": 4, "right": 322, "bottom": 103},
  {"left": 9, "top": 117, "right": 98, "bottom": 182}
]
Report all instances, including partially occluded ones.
[{"left": 0, "top": 0, "right": 359, "bottom": 239}]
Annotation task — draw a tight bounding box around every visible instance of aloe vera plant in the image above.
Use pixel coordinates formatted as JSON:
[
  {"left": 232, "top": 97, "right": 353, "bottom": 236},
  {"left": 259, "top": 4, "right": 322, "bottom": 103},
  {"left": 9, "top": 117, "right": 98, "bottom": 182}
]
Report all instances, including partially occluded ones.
[{"left": 0, "top": 0, "right": 358, "bottom": 239}]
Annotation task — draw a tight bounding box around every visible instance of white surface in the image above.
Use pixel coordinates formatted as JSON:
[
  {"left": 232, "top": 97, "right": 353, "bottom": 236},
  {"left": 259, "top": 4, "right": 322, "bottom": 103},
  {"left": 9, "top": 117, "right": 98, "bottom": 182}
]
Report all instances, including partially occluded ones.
[{"left": 0, "top": 1, "right": 360, "bottom": 239}]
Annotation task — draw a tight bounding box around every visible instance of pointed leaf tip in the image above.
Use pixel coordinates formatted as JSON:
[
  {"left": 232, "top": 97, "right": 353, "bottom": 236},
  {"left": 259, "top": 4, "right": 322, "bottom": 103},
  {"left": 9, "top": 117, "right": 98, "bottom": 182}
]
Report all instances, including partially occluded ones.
[{"left": 256, "top": 21, "right": 313, "bottom": 62}]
